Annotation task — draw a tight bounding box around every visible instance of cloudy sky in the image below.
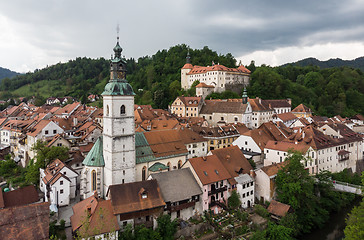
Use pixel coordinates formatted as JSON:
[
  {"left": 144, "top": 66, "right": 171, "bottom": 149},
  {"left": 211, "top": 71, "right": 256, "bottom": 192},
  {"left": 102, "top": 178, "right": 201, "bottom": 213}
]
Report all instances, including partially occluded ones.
[{"left": 1, "top": 0, "right": 364, "bottom": 73}]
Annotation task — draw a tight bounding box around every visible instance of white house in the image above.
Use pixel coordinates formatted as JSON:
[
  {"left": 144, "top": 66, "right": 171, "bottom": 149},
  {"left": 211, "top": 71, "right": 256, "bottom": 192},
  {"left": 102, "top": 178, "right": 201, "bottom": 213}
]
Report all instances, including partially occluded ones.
[
  {"left": 235, "top": 174, "right": 255, "bottom": 208},
  {"left": 254, "top": 162, "right": 286, "bottom": 203},
  {"left": 40, "top": 159, "right": 78, "bottom": 207},
  {"left": 27, "top": 120, "right": 65, "bottom": 160}
]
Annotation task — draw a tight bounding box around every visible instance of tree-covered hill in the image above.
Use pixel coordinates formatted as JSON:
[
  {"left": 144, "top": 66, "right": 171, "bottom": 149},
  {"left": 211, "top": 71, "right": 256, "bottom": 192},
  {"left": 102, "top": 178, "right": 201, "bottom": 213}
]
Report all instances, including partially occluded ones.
[
  {"left": 282, "top": 56, "right": 364, "bottom": 72},
  {"left": 0, "top": 44, "right": 236, "bottom": 108},
  {"left": 248, "top": 64, "right": 364, "bottom": 117},
  {"left": 1, "top": 45, "right": 364, "bottom": 117},
  {"left": 0, "top": 66, "right": 19, "bottom": 81}
]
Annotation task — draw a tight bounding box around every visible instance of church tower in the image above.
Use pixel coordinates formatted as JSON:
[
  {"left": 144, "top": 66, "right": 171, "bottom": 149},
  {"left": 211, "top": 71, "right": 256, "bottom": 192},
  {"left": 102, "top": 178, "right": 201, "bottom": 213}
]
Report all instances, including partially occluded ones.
[
  {"left": 102, "top": 36, "right": 136, "bottom": 198},
  {"left": 181, "top": 49, "right": 193, "bottom": 90}
]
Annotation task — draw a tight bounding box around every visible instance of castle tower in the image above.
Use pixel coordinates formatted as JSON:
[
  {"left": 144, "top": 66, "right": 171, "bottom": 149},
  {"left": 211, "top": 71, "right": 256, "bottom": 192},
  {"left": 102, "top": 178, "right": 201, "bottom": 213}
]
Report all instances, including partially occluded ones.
[
  {"left": 101, "top": 37, "right": 136, "bottom": 198},
  {"left": 181, "top": 49, "right": 193, "bottom": 90}
]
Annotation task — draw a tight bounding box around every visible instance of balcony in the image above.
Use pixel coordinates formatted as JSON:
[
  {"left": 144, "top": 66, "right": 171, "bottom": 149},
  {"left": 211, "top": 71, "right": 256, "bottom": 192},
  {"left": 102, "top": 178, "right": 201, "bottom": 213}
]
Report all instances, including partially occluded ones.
[
  {"left": 166, "top": 201, "right": 196, "bottom": 212},
  {"left": 134, "top": 219, "right": 153, "bottom": 228},
  {"left": 208, "top": 186, "right": 227, "bottom": 196},
  {"left": 338, "top": 150, "right": 350, "bottom": 161}
]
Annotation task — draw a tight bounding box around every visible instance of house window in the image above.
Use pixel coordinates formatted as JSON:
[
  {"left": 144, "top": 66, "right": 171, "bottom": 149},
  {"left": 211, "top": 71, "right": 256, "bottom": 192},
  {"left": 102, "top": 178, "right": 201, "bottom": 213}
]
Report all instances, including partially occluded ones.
[
  {"left": 106, "top": 105, "right": 109, "bottom": 116},
  {"left": 60, "top": 180, "right": 63, "bottom": 185},
  {"left": 53, "top": 130, "right": 57, "bottom": 134},
  {"left": 45, "top": 130, "right": 49, "bottom": 134},
  {"left": 57, "top": 143, "right": 62, "bottom": 147},
  {"left": 92, "top": 170, "right": 97, "bottom": 191},
  {"left": 60, "top": 189, "right": 63, "bottom": 194}
]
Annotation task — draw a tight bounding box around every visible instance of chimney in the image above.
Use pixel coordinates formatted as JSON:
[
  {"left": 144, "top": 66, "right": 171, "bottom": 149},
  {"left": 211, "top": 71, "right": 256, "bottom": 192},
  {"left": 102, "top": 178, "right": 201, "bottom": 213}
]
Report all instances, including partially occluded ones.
[
  {"left": 87, "top": 205, "right": 92, "bottom": 216},
  {"left": 250, "top": 169, "right": 256, "bottom": 178},
  {"left": 226, "top": 155, "right": 230, "bottom": 161},
  {"left": 202, "top": 156, "right": 207, "bottom": 161},
  {"left": 287, "top": 98, "right": 292, "bottom": 106},
  {"left": 93, "top": 190, "right": 98, "bottom": 199}
]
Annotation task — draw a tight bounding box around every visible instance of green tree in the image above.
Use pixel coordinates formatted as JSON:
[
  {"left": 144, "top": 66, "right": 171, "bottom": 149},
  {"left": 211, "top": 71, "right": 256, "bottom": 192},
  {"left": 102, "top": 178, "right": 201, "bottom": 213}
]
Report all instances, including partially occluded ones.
[
  {"left": 156, "top": 214, "right": 178, "bottom": 240},
  {"left": 228, "top": 190, "right": 241, "bottom": 209},
  {"left": 32, "top": 140, "right": 69, "bottom": 168},
  {"left": 276, "top": 152, "right": 328, "bottom": 233},
  {"left": 343, "top": 172, "right": 364, "bottom": 240}
]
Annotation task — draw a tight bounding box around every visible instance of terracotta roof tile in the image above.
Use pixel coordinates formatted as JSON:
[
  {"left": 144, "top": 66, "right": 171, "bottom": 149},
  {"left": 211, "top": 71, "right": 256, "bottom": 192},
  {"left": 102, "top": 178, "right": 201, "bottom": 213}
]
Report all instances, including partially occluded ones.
[
  {"left": 212, "top": 145, "right": 253, "bottom": 178},
  {"left": 275, "top": 112, "right": 297, "bottom": 122},
  {"left": 108, "top": 180, "right": 165, "bottom": 215},
  {"left": 186, "top": 64, "right": 250, "bottom": 75},
  {"left": 292, "top": 104, "right": 312, "bottom": 113},
  {"left": 2, "top": 185, "right": 39, "bottom": 208},
  {"left": 189, "top": 155, "right": 232, "bottom": 185},
  {"left": 0, "top": 202, "right": 50, "bottom": 240},
  {"left": 71, "top": 195, "right": 119, "bottom": 236},
  {"left": 265, "top": 140, "right": 310, "bottom": 153},
  {"left": 200, "top": 99, "right": 247, "bottom": 114},
  {"left": 260, "top": 162, "right": 287, "bottom": 177},
  {"left": 267, "top": 200, "right": 291, "bottom": 217}
]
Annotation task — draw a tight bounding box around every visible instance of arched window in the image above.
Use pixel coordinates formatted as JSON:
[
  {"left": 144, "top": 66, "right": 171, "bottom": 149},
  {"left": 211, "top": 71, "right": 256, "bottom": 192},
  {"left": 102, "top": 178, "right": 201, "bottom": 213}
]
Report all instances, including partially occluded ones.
[
  {"left": 120, "top": 105, "right": 125, "bottom": 115},
  {"left": 92, "top": 170, "right": 97, "bottom": 191},
  {"left": 167, "top": 162, "right": 171, "bottom": 171},
  {"left": 142, "top": 166, "right": 146, "bottom": 181},
  {"left": 106, "top": 105, "right": 109, "bottom": 116},
  {"left": 178, "top": 160, "right": 182, "bottom": 169}
]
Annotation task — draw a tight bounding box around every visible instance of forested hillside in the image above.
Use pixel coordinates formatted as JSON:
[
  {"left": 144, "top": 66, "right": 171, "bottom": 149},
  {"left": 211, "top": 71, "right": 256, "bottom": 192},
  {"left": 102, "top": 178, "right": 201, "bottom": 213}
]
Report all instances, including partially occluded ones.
[
  {"left": 248, "top": 64, "right": 364, "bottom": 117},
  {"left": 0, "top": 44, "right": 236, "bottom": 108},
  {"left": 0, "top": 66, "right": 19, "bottom": 81},
  {"left": 283, "top": 56, "right": 364, "bottom": 71},
  {"left": 0, "top": 44, "right": 363, "bottom": 117}
]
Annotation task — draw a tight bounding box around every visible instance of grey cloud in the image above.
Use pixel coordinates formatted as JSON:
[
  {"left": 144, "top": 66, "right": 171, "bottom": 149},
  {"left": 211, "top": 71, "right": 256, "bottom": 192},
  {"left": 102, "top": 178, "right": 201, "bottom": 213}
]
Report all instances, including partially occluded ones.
[{"left": 0, "top": 0, "right": 364, "bottom": 71}]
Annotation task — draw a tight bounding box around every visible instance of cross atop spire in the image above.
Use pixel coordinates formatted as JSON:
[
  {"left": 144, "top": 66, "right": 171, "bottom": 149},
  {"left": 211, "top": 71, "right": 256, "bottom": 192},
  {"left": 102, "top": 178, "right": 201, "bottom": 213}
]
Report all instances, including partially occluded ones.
[
  {"left": 113, "top": 24, "right": 122, "bottom": 59},
  {"left": 116, "top": 24, "right": 120, "bottom": 42}
]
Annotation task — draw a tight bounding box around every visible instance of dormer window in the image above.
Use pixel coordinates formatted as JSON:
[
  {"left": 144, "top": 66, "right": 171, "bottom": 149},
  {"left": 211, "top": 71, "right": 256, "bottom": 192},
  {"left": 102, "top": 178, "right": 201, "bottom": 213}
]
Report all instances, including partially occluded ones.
[{"left": 139, "top": 188, "right": 148, "bottom": 199}]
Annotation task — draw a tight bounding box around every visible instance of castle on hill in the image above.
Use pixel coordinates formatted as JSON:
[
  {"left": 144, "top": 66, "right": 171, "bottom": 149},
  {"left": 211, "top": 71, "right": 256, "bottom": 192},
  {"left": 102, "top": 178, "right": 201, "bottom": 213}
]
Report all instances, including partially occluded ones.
[{"left": 181, "top": 51, "right": 251, "bottom": 97}]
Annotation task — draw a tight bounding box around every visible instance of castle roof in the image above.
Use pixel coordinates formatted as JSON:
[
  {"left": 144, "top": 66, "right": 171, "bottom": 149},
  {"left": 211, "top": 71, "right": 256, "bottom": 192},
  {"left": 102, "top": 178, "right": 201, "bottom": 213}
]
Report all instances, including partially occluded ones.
[{"left": 186, "top": 64, "right": 251, "bottom": 75}]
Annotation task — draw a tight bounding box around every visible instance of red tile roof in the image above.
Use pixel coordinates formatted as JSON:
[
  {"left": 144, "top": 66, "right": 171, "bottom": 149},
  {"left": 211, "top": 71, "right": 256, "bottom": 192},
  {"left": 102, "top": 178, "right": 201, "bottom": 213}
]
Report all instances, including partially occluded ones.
[
  {"left": 275, "top": 112, "right": 297, "bottom": 122},
  {"left": 212, "top": 146, "right": 253, "bottom": 178},
  {"left": 265, "top": 140, "right": 310, "bottom": 153},
  {"left": 27, "top": 120, "right": 51, "bottom": 137},
  {"left": 71, "top": 195, "right": 119, "bottom": 236},
  {"left": 143, "top": 130, "right": 188, "bottom": 158},
  {"left": 186, "top": 64, "right": 250, "bottom": 75},
  {"left": 292, "top": 104, "right": 312, "bottom": 113},
  {"left": 267, "top": 200, "right": 291, "bottom": 217},
  {"left": 0, "top": 202, "right": 50, "bottom": 240},
  {"left": 189, "top": 155, "right": 232, "bottom": 185},
  {"left": 260, "top": 162, "right": 287, "bottom": 177},
  {"left": 108, "top": 180, "right": 166, "bottom": 215},
  {"left": 1, "top": 185, "right": 39, "bottom": 208}
]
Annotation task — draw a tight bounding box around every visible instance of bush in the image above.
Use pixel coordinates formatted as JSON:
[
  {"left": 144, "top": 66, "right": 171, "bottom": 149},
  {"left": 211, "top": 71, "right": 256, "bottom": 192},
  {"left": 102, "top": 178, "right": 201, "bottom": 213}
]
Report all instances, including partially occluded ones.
[
  {"left": 254, "top": 205, "right": 269, "bottom": 218},
  {"left": 236, "top": 210, "right": 248, "bottom": 222},
  {"left": 235, "top": 225, "right": 248, "bottom": 236}
]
